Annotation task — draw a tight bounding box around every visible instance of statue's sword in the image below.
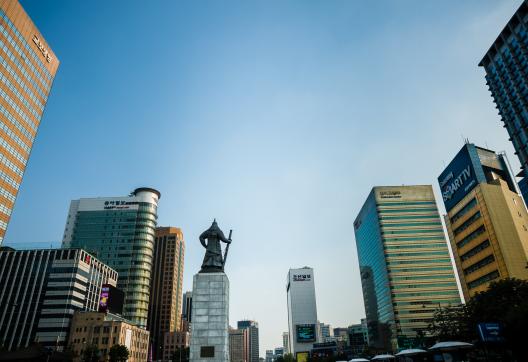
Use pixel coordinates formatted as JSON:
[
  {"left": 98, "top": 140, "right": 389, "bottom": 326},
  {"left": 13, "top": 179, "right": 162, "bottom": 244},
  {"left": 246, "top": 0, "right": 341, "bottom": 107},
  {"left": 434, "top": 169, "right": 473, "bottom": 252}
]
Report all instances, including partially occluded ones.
[{"left": 223, "top": 229, "right": 232, "bottom": 267}]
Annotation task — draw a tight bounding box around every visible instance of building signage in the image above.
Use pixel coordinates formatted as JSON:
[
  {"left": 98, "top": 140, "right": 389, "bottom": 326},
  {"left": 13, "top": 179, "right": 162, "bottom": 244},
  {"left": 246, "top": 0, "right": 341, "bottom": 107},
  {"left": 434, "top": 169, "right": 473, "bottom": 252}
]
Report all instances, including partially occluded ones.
[
  {"left": 296, "top": 324, "right": 316, "bottom": 343},
  {"left": 103, "top": 200, "right": 138, "bottom": 210},
  {"left": 293, "top": 274, "right": 311, "bottom": 282},
  {"left": 441, "top": 165, "right": 473, "bottom": 201},
  {"left": 438, "top": 145, "right": 479, "bottom": 212},
  {"left": 477, "top": 322, "right": 503, "bottom": 342},
  {"left": 99, "top": 285, "right": 110, "bottom": 312},
  {"left": 379, "top": 191, "right": 401, "bottom": 199},
  {"left": 32, "top": 35, "right": 52, "bottom": 63}
]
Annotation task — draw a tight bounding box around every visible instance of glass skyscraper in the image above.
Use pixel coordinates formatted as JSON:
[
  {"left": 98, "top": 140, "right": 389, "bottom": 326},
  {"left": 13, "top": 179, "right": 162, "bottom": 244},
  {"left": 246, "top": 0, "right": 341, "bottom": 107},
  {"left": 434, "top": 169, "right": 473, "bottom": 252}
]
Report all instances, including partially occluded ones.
[
  {"left": 0, "top": 0, "right": 59, "bottom": 244},
  {"left": 353, "top": 186, "right": 461, "bottom": 352},
  {"left": 479, "top": 1, "right": 528, "bottom": 179},
  {"left": 61, "top": 187, "right": 160, "bottom": 328}
]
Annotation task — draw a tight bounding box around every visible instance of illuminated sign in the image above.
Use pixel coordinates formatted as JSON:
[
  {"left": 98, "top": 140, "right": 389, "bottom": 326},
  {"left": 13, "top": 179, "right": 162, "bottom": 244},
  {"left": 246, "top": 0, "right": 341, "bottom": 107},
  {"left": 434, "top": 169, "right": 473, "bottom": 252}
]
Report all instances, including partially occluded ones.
[
  {"left": 293, "top": 274, "right": 311, "bottom": 282},
  {"left": 98, "top": 284, "right": 124, "bottom": 314},
  {"left": 296, "top": 352, "right": 309, "bottom": 362},
  {"left": 99, "top": 286, "right": 110, "bottom": 312},
  {"left": 32, "top": 35, "right": 52, "bottom": 63},
  {"left": 296, "top": 324, "right": 316, "bottom": 343}
]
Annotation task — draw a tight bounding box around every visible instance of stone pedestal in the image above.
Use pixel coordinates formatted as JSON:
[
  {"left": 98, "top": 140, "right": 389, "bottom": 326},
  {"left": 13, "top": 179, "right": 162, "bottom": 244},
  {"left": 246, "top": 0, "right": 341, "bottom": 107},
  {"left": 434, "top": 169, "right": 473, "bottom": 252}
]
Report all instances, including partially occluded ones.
[{"left": 189, "top": 272, "right": 229, "bottom": 362}]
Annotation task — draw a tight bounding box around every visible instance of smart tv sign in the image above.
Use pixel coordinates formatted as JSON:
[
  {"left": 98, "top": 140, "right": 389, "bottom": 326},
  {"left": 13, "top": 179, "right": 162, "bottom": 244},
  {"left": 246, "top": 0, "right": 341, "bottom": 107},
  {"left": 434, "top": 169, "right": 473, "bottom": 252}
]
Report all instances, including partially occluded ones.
[{"left": 438, "top": 145, "right": 479, "bottom": 212}]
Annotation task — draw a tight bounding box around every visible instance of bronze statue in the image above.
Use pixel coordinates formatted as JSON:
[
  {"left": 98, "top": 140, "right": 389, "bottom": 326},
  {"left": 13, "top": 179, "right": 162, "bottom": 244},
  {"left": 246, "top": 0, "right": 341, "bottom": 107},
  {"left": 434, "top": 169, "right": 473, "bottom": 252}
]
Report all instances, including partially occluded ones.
[{"left": 199, "top": 219, "right": 232, "bottom": 273}]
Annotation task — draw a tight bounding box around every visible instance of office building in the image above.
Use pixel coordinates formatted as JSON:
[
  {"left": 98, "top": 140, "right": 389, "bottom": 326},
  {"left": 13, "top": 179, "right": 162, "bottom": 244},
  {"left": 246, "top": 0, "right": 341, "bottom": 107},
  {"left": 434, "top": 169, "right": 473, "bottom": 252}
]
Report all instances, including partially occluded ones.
[
  {"left": 348, "top": 321, "right": 368, "bottom": 357},
  {"left": 163, "top": 331, "right": 189, "bottom": 362},
  {"left": 229, "top": 328, "right": 249, "bottom": 362},
  {"left": 518, "top": 176, "right": 528, "bottom": 206},
  {"left": 68, "top": 311, "right": 149, "bottom": 362},
  {"left": 0, "top": 247, "right": 117, "bottom": 351},
  {"left": 0, "top": 0, "right": 60, "bottom": 245},
  {"left": 479, "top": 1, "right": 528, "bottom": 179},
  {"left": 148, "top": 227, "right": 185, "bottom": 361},
  {"left": 354, "top": 186, "right": 461, "bottom": 352},
  {"left": 265, "top": 350, "right": 274, "bottom": 362},
  {"left": 318, "top": 323, "right": 332, "bottom": 342},
  {"left": 438, "top": 143, "right": 528, "bottom": 300},
  {"left": 274, "top": 347, "right": 284, "bottom": 358},
  {"left": 282, "top": 332, "right": 290, "bottom": 355},
  {"left": 286, "top": 267, "right": 318, "bottom": 357},
  {"left": 237, "top": 320, "right": 259, "bottom": 362},
  {"left": 181, "top": 290, "right": 192, "bottom": 331},
  {"left": 62, "top": 187, "right": 160, "bottom": 328}
]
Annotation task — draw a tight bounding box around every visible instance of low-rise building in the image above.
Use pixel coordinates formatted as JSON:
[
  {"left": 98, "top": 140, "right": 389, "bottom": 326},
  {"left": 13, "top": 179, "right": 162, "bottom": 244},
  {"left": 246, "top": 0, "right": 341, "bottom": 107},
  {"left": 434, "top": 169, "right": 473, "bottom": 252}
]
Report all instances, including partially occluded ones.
[
  {"left": 163, "top": 331, "right": 189, "bottom": 362},
  {"left": 68, "top": 311, "right": 149, "bottom": 362}
]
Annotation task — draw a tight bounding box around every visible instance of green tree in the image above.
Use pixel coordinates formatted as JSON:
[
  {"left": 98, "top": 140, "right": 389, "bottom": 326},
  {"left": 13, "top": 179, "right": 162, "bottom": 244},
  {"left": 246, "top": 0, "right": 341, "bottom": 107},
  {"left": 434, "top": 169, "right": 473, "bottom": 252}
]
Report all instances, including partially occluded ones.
[
  {"left": 81, "top": 344, "right": 100, "bottom": 362},
  {"left": 425, "top": 278, "right": 528, "bottom": 360},
  {"left": 466, "top": 278, "right": 528, "bottom": 361},
  {"left": 171, "top": 346, "right": 189, "bottom": 362},
  {"left": 283, "top": 353, "right": 295, "bottom": 362},
  {"left": 426, "top": 304, "right": 474, "bottom": 342},
  {"left": 109, "top": 344, "right": 129, "bottom": 362}
]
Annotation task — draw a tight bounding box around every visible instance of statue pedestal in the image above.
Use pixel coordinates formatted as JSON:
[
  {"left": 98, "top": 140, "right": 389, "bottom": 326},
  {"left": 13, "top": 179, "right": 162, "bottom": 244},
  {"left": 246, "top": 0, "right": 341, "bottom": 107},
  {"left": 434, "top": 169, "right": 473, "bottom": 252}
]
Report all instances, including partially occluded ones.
[{"left": 189, "top": 272, "right": 229, "bottom": 362}]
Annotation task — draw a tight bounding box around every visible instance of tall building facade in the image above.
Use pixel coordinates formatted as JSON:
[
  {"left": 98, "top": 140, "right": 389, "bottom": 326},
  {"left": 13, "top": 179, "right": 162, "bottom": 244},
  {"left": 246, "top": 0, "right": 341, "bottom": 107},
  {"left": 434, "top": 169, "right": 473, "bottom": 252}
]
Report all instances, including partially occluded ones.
[
  {"left": 353, "top": 186, "right": 461, "bottom": 352},
  {"left": 62, "top": 187, "right": 160, "bottom": 328},
  {"left": 348, "top": 321, "right": 368, "bottom": 357},
  {"left": 162, "top": 331, "right": 190, "bottom": 362},
  {"left": 438, "top": 143, "right": 528, "bottom": 300},
  {"left": 148, "top": 226, "right": 185, "bottom": 361},
  {"left": 229, "top": 328, "right": 249, "bottom": 362},
  {"left": 181, "top": 290, "right": 192, "bottom": 331},
  {"left": 286, "top": 267, "right": 318, "bottom": 357},
  {"left": 479, "top": 1, "right": 528, "bottom": 179},
  {"left": 0, "top": 247, "right": 117, "bottom": 351},
  {"left": 318, "top": 323, "right": 332, "bottom": 342},
  {"left": 0, "top": 0, "right": 59, "bottom": 244},
  {"left": 282, "top": 332, "right": 290, "bottom": 355},
  {"left": 68, "top": 311, "right": 149, "bottom": 362},
  {"left": 237, "top": 320, "right": 259, "bottom": 362}
]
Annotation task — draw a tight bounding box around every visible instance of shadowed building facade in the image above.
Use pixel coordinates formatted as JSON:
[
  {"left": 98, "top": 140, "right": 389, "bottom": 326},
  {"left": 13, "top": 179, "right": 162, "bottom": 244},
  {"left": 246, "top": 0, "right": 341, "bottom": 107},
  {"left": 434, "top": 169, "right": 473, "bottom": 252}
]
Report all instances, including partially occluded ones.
[
  {"left": 354, "top": 186, "right": 461, "bottom": 352},
  {"left": 480, "top": 1, "right": 528, "bottom": 184},
  {"left": 0, "top": 0, "right": 59, "bottom": 245},
  {"left": 0, "top": 247, "right": 117, "bottom": 351},
  {"left": 147, "top": 226, "right": 185, "bottom": 361},
  {"left": 62, "top": 187, "right": 160, "bottom": 328},
  {"left": 438, "top": 144, "right": 528, "bottom": 300}
]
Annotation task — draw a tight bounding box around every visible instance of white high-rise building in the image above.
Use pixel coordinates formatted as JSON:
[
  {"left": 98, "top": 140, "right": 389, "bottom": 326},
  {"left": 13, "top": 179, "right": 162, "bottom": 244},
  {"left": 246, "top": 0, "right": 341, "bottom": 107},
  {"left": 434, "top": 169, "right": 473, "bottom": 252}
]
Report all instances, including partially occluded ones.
[
  {"left": 282, "top": 332, "right": 290, "bottom": 355},
  {"left": 286, "top": 267, "right": 318, "bottom": 358}
]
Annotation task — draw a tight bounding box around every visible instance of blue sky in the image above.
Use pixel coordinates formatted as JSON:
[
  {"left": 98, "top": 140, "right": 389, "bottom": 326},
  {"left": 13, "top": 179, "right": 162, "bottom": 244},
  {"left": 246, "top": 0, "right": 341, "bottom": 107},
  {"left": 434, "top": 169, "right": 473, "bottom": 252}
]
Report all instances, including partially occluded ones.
[{"left": 7, "top": 0, "right": 523, "bottom": 354}]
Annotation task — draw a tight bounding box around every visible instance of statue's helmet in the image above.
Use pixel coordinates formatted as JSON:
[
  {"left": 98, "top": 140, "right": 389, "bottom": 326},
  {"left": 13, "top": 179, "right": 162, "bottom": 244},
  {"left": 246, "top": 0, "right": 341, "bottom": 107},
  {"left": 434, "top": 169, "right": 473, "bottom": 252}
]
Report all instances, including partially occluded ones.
[{"left": 208, "top": 219, "right": 220, "bottom": 232}]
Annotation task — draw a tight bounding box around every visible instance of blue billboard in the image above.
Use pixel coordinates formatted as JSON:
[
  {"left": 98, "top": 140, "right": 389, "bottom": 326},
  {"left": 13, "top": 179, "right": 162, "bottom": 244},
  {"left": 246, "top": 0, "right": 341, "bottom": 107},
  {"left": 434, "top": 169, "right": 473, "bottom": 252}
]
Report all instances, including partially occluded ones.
[
  {"left": 296, "top": 324, "right": 316, "bottom": 343},
  {"left": 438, "top": 145, "right": 480, "bottom": 212},
  {"left": 477, "top": 323, "right": 503, "bottom": 342}
]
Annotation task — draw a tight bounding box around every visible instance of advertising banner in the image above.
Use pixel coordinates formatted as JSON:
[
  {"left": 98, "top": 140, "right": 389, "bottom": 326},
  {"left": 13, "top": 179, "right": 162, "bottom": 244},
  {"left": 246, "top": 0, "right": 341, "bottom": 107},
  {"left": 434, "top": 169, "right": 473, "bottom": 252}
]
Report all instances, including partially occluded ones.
[
  {"left": 296, "top": 324, "right": 316, "bottom": 343},
  {"left": 438, "top": 146, "right": 478, "bottom": 212}
]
